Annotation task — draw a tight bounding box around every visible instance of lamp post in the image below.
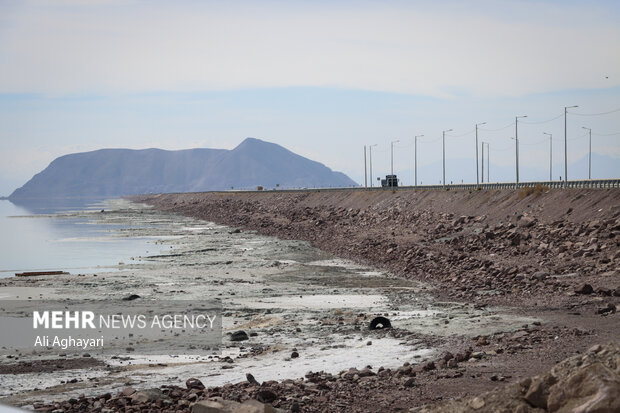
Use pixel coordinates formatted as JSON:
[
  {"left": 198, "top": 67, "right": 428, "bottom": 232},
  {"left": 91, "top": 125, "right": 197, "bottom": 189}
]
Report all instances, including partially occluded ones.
[
  {"left": 486, "top": 143, "right": 490, "bottom": 182},
  {"left": 582, "top": 126, "right": 592, "bottom": 179},
  {"left": 369, "top": 144, "right": 377, "bottom": 187},
  {"left": 364, "top": 146, "right": 367, "bottom": 187},
  {"left": 475, "top": 122, "right": 486, "bottom": 186},
  {"left": 564, "top": 105, "right": 578, "bottom": 185},
  {"left": 515, "top": 115, "right": 527, "bottom": 186},
  {"left": 390, "top": 140, "right": 400, "bottom": 176},
  {"left": 544, "top": 132, "right": 552, "bottom": 181},
  {"left": 442, "top": 129, "right": 452, "bottom": 187},
  {"left": 414, "top": 135, "right": 424, "bottom": 188},
  {"left": 481, "top": 142, "right": 485, "bottom": 183}
]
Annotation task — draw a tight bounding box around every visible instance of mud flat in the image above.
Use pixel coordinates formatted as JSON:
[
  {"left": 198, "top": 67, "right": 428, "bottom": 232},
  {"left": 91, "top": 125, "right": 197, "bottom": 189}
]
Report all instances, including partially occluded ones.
[{"left": 0, "top": 199, "right": 541, "bottom": 411}]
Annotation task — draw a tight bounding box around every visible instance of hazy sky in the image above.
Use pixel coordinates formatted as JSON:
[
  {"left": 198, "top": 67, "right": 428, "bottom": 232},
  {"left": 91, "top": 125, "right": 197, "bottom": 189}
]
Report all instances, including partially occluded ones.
[{"left": 1, "top": 0, "right": 619, "bottom": 194}]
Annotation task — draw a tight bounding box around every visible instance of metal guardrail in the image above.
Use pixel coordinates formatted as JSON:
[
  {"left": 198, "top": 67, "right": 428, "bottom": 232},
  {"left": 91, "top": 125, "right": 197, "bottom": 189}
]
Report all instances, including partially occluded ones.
[
  {"left": 212, "top": 178, "right": 620, "bottom": 194},
  {"left": 398, "top": 179, "right": 620, "bottom": 191}
]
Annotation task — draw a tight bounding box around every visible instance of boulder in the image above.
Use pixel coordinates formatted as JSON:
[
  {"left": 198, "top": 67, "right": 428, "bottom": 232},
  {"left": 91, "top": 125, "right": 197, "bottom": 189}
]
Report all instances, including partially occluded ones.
[
  {"left": 518, "top": 216, "right": 536, "bottom": 228},
  {"left": 411, "top": 343, "right": 620, "bottom": 413},
  {"left": 547, "top": 363, "right": 620, "bottom": 412},
  {"left": 531, "top": 271, "right": 548, "bottom": 281},
  {"left": 192, "top": 399, "right": 282, "bottom": 413},
  {"left": 256, "top": 389, "right": 277, "bottom": 404},
  {"left": 246, "top": 373, "right": 260, "bottom": 386},
  {"left": 186, "top": 377, "right": 205, "bottom": 390},
  {"left": 130, "top": 388, "right": 167, "bottom": 404},
  {"left": 230, "top": 331, "right": 249, "bottom": 341},
  {"left": 575, "top": 284, "right": 594, "bottom": 295},
  {"left": 524, "top": 372, "right": 557, "bottom": 409},
  {"left": 122, "top": 294, "right": 140, "bottom": 301},
  {"left": 121, "top": 387, "right": 136, "bottom": 397}
]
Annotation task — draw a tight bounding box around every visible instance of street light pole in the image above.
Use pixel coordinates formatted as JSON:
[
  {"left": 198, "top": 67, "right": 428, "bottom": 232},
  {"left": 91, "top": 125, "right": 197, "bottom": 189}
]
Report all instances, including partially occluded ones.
[
  {"left": 475, "top": 122, "right": 486, "bottom": 186},
  {"left": 369, "top": 144, "right": 377, "bottom": 187},
  {"left": 414, "top": 135, "right": 424, "bottom": 188},
  {"left": 544, "top": 132, "right": 552, "bottom": 181},
  {"left": 515, "top": 115, "right": 527, "bottom": 186},
  {"left": 390, "top": 140, "right": 400, "bottom": 176},
  {"left": 486, "top": 143, "right": 490, "bottom": 182},
  {"left": 582, "top": 126, "right": 592, "bottom": 179},
  {"left": 364, "top": 146, "right": 367, "bottom": 187},
  {"left": 442, "top": 129, "right": 452, "bottom": 187},
  {"left": 481, "top": 142, "right": 485, "bottom": 183},
  {"left": 564, "top": 105, "right": 578, "bottom": 185}
]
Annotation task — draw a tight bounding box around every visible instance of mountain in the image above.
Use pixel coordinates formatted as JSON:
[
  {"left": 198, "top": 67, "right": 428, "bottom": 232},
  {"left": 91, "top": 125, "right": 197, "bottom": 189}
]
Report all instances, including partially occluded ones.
[{"left": 9, "top": 138, "right": 357, "bottom": 200}]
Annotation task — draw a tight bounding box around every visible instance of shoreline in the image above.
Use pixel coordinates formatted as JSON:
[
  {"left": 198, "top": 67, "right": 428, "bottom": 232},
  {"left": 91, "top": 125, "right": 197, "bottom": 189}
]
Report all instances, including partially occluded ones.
[
  {"left": 1, "top": 188, "right": 618, "bottom": 412},
  {"left": 128, "top": 187, "right": 619, "bottom": 411}
]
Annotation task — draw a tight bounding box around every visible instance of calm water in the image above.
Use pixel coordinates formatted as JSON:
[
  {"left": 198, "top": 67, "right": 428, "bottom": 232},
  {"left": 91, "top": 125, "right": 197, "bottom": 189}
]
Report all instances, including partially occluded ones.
[{"left": 0, "top": 198, "right": 168, "bottom": 278}]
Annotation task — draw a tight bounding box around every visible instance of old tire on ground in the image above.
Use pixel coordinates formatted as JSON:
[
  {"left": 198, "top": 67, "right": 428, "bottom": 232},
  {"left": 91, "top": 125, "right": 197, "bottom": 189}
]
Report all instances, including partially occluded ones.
[{"left": 369, "top": 316, "right": 391, "bottom": 330}]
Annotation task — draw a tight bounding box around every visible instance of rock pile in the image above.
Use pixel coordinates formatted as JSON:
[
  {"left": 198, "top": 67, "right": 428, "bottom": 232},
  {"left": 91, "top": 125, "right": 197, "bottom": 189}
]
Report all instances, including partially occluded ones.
[
  {"left": 413, "top": 342, "right": 620, "bottom": 413},
  {"left": 137, "top": 190, "right": 619, "bottom": 306}
]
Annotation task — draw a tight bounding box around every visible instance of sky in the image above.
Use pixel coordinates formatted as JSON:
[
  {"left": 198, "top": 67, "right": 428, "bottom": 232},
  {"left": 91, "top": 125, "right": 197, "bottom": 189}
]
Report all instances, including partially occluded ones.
[{"left": 0, "top": 0, "right": 619, "bottom": 194}]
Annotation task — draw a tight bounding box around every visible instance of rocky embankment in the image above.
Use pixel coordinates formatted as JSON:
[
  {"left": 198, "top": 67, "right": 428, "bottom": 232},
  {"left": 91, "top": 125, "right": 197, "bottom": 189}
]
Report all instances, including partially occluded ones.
[
  {"left": 134, "top": 187, "right": 619, "bottom": 307},
  {"left": 99, "top": 187, "right": 617, "bottom": 413}
]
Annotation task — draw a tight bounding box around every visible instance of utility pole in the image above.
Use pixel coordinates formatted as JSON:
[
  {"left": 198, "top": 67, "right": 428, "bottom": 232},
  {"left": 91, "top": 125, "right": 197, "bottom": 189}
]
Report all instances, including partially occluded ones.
[
  {"left": 582, "top": 126, "right": 592, "bottom": 179},
  {"left": 390, "top": 140, "right": 400, "bottom": 176},
  {"left": 369, "top": 144, "right": 377, "bottom": 187},
  {"left": 486, "top": 143, "right": 490, "bottom": 182},
  {"left": 481, "top": 142, "right": 485, "bottom": 183},
  {"left": 475, "top": 122, "right": 486, "bottom": 186},
  {"left": 564, "top": 105, "right": 578, "bottom": 185},
  {"left": 515, "top": 115, "right": 527, "bottom": 186},
  {"left": 364, "top": 146, "right": 367, "bottom": 187},
  {"left": 442, "top": 129, "right": 452, "bottom": 187},
  {"left": 544, "top": 132, "right": 552, "bottom": 181},
  {"left": 414, "top": 135, "right": 424, "bottom": 188}
]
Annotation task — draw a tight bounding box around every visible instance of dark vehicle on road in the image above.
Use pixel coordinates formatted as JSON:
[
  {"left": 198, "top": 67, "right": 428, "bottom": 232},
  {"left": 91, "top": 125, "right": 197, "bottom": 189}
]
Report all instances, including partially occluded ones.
[{"left": 381, "top": 174, "right": 398, "bottom": 187}]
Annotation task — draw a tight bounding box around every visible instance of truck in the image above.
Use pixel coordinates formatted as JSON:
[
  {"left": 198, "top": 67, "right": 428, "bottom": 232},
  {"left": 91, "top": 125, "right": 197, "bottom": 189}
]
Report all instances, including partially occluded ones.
[{"left": 381, "top": 174, "right": 398, "bottom": 188}]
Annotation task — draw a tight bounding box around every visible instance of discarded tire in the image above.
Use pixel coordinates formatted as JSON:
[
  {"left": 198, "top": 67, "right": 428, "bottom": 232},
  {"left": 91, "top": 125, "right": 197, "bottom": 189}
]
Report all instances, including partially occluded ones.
[{"left": 369, "top": 316, "right": 392, "bottom": 330}]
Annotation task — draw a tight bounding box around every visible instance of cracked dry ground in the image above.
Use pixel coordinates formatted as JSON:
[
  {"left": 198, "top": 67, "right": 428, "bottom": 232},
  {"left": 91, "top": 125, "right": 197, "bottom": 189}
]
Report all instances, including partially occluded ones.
[{"left": 125, "top": 188, "right": 620, "bottom": 412}]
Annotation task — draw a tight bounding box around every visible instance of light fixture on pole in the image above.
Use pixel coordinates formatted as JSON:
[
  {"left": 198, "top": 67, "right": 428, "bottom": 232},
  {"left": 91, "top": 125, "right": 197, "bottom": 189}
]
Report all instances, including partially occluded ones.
[
  {"left": 582, "top": 126, "right": 592, "bottom": 179},
  {"left": 364, "top": 146, "right": 367, "bottom": 188},
  {"left": 486, "top": 143, "right": 490, "bottom": 182},
  {"left": 564, "top": 105, "right": 578, "bottom": 184},
  {"left": 414, "top": 135, "right": 424, "bottom": 188},
  {"left": 390, "top": 140, "right": 400, "bottom": 176},
  {"left": 369, "top": 144, "right": 377, "bottom": 187},
  {"left": 544, "top": 132, "right": 552, "bottom": 181},
  {"left": 515, "top": 115, "right": 527, "bottom": 186},
  {"left": 442, "top": 129, "right": 452, "bottom": 187},
  {"left": 481, "top": 142, "right": 485, "bottom": 183},
  {"left": 475, "top": 122, "right": 486, "bottom": 186}
]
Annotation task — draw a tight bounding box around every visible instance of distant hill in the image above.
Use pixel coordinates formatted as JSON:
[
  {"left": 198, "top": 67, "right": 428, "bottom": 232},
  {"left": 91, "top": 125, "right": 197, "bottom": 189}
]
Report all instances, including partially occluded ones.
[{"left": 9, "top": 138, "right": 357, "bottom": 200}]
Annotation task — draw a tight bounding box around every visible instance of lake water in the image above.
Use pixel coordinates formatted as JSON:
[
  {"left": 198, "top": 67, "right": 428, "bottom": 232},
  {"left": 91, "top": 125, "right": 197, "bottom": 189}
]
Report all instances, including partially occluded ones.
[{"left": 0, "top": 198, "right": 169, "bottom": 278}]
